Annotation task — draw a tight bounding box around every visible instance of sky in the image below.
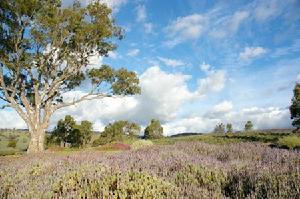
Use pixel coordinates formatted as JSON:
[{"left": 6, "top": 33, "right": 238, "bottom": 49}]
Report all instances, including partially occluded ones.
[{"left": 1, "top": 0, "right": 300, "bottom": 135}]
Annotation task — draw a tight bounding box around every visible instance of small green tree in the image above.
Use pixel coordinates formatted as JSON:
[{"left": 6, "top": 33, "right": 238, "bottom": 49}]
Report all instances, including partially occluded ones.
[
  {"left": 68, "top": 120, "right": 93, "bottom": 147},
  {"left": 290, "top": 83, "right": 300, "bottom": 133},
  {"left": 52, "top": 115, "right": 76, "bottom": 147},
  {"left": 244, "top": 121, "right": 253, "bottom": 131},
  {"left": 226, "top": 123, "right": 233, "bottom": 133},
  {"left": 213, "top": 123, "right": 225, "bottom": 134},
  {"left": 51, "top": 116, "right": 93, "bottom": 147},
  {"left": 96, "top": 120, "right": 141, "bottom": 145},
  {"left": 144, "top": 119, "right": 164, "bottom": 139}
]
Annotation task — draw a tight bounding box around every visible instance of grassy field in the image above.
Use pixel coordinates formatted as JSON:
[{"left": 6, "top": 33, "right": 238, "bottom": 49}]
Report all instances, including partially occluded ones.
[
  {"left": 0, "top": 129, "right": 300, "bottom": 198},
  {"left": 1, "top": 129, "right": 299, "bottom": 156}
]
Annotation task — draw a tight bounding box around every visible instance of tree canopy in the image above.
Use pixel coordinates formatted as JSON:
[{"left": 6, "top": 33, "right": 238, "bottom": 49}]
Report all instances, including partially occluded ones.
[
  {"left": 290, "top": 83, "right": 300, "bottom": 133},
  {"left": 0, "top": 0, "right": 140, "bottom": 152},
  {"left": 244, "top": 121, "right": 253, "bottom": 131},
  {"left": 144, "top": 119, "right": 164, "bottom": 139}
]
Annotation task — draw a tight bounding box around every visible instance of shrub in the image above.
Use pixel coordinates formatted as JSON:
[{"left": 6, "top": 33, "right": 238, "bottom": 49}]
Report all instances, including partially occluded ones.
[
  {"left": 175, "top": 165, "right": 227, "bottom": 198},
  {"left": 144, "top": 119, "right": 164, "bottom": 139},
  {"left": 131, "top": 140, "right": 153, "bottom": 149},
  {"left": 52, "top": 171, "right": 179, "bottom": 198},
  {"left": 278, "top": 135, "right": 300, "bottom": 149},
  {"left": 7, "top": 139, "right": 17, "bottom": 148}
]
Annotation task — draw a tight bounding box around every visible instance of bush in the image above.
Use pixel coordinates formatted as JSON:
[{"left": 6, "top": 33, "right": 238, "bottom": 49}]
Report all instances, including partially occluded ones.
[
  {"left": 52, "top": 171, "right": 179, "bottom": 198},
  {"left": 144, "top": 119, "right": 164, "bottom": 139},
  {"left": 175, "top": 165, "right": 227, "bottom": 198},
  {"left": 278, "top": 135, "right": 300, "bottom": 149},
  {"left": 131, "top": 140, "right": 153, "bottom": 149},
  {"left": 7, "top": 139, "right": 17, "bottom": 148}
]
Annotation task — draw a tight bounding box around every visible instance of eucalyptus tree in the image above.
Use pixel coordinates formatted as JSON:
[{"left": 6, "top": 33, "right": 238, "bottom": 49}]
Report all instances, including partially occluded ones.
[
  {"left": 0, "top": 0, "right": 140, "bottom": 152},
  {"left": 290, "top": 83, "right": 300, "bottom": 133}
]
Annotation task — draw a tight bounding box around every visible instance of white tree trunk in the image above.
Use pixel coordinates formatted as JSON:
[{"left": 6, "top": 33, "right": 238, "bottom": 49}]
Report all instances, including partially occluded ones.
[{"left": 27, "top": 125, "right": 46, "bottom": 153}]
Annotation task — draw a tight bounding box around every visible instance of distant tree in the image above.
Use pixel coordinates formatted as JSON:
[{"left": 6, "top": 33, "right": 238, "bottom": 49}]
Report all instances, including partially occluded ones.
[
  {"left": 0, "top": 0, "right": 140, "bottom": 153},
  {"left": 51, "top": 116, "right": 92, "bottom": 147},
  {"left": 144, "top": 119, "right": 164, "bottom": 139},
  {"left": 68, "top": 120, "right": 93, "bottom": 147},
  {"left": 226, "top": 123, "right": 233, "bottom": 133},
  {"left": 52, "top": 115, "right": 76, "bottom": 147},
  {"left": 244, "top": 121, "right": 253, "bottom": 131},
  {"left": 214, "top": 123, "right": 225, "bottom": 134},
  {"left": 290, "top": 83, "right": 300, "bottom": 133},
  {"left": 94, "top": 121, "right": 140, "bottom": 146}
]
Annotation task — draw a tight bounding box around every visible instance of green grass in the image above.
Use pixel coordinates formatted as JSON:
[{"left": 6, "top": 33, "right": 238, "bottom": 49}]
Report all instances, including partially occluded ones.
[
  {"left": 277, "top": 135, "right": 300, "bottom": 149},
  {"left": 0, "top": 131, "right": 29, "bottom": 155},
  {"left": 0, "top": 130, "right": 298, "bottom": 156}
]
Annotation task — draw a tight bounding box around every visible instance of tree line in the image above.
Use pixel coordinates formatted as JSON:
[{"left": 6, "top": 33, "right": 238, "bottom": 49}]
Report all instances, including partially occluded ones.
[
  {"left": 213, "top": 121, "right": 254, "bottom": 134},
  {"left": 48, "top": 116, "right": 164, "bottom": 148}
]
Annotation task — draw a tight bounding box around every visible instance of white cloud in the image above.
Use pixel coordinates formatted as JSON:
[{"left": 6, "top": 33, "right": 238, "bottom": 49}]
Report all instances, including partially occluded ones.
[
  {"left": 163, "top": 117, "right": 219, "bottom": 135},
  {"left": 297, "top": 74, "right": 300, "bottom": 82},
  {"left": 127, "top": 49, "right": 140, "bottom": 57},
  {"left": 158, "top": 57, "right": 185, "bottom": 67},
  {"left": 213, "top": 101, "right": 233, "bottom": 113},
  {"left": 197, "top": 69, "right": 226, "bottom": 95},
  {"left": 165, "top": 14, "right": 206, "bottom": 46},
  {"left": 100, "top": 0, "right": 127, "bottom": 13},
  {"left": 144, "top": 23, "right": 154, "bottom": 34},
  {"left": 0, "top": 110, "right": 26, "bottom": 129},
  {"left": 200, "top": 62, "right": 211, "bottom": 72},
  {"left": 210, "top": 10, "right": 249, "bottom": 38},
  {"left": 255, "top": 0, "right": 280, "bottom": 21},
  {"left": 239, "top": 47, "right": 267, "bottom": 61},
  {"left": 108, "top": 51, "right": 118, "bottom": 59},
  {"left": 136, "top": 4, "right": 146, "bottom": 22}
]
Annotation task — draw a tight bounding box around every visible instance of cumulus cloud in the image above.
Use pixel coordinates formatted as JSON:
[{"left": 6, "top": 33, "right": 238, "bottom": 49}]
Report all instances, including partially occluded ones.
[
  {"left": 213, "top": 101, "right": 233, "bottom": 113},
  {"left": 239, "top": 47, "right": 266, "bottom": 61},
  {"left": 197, "top": 69, "right": 226, "bottom": 95},
  {"left": 200, "top": 62, "right": 211, "bottom": 72},
  {"left": 0, "top": 110, "right": 27, "bottom": 129},
  {"left": 158, "top": 57, "right": 185, "bottom": 67},
  {"left": 165, "top": 14, "right": 206, "bottom": 46},
  {"left": 127, "top": 49, "right": 140, "bottom": 57},
  {"left": 163, "top": 117, "right": 219, "bottom": 135}
]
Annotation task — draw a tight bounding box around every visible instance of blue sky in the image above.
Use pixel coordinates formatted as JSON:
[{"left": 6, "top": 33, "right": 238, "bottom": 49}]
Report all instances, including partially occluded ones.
[{"left": 1, "top": 0, "right": 300, "bottom": 134}]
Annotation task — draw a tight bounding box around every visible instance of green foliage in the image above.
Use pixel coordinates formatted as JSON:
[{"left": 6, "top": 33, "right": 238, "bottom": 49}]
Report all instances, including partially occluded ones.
[
  {"left": 0, "top": 0, "right": 140, "bottom": 153},
  {"left": 93, "top": 121, "right": 141, "bottom": 146},
  {"left": 131, "top": 140, "right": 153, "bottom": 150},
  {"left": 290, "top": 83, "right": 300, "bottom": 133},
  {"left": 175, "top": 165, "right": 227, "bottom": 198},
  {"left": 226, "top": 123, "right": 233, "bottom": 133},
  {"left": 50, "top": 116, "right": 93, "bottom": 148},
  {"left": 7, "top": 139, "right": 17, "bottom": 148},
  {"left": 224, "top": 168, "right": 300, "bottom": 199},
  {"left": 214, "top": 123, "right": 225, "bottom": 134},
  {"left": 144, "top": 119, "right": 164, "bottom": 139},
  {"left": 53, "top": 171, "right": 178, "bottom": 198},
  {"left": 278, "top": 135, "right": 300, "bottom": 149},
  {"left": 51, "top": 115, "right": 76, "bottom": 146},
  {"left": 244, "top": 121, "right": 254, "bottom": 131}
]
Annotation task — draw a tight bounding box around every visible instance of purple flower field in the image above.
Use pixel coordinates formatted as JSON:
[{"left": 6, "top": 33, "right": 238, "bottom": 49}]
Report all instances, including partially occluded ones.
[{"left": 0, "top": 141, "right": 299, "bottom": 198}]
